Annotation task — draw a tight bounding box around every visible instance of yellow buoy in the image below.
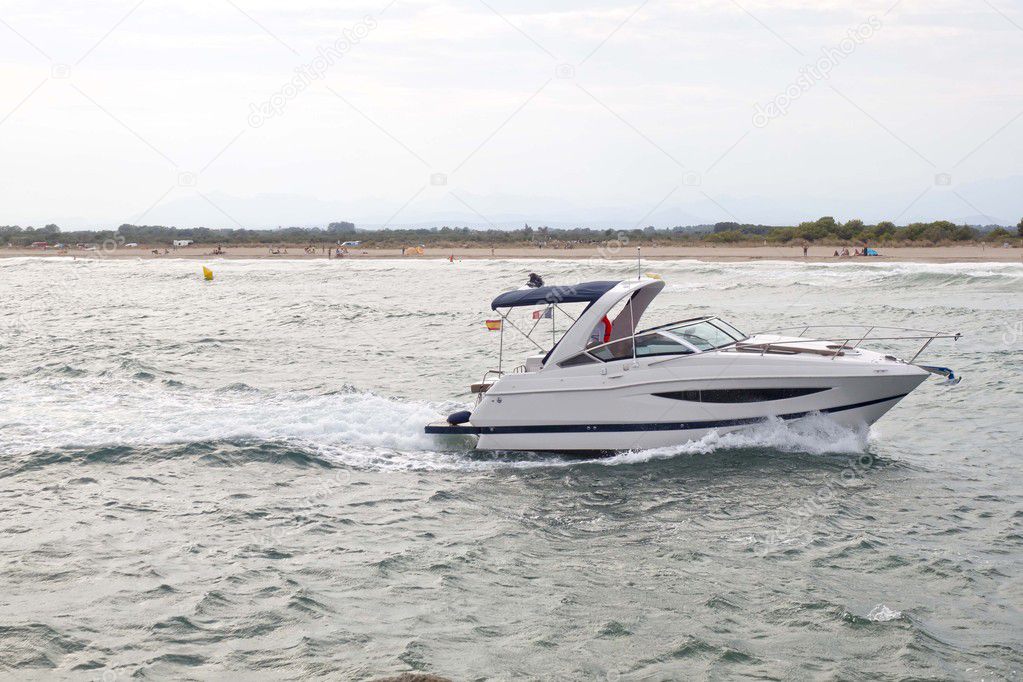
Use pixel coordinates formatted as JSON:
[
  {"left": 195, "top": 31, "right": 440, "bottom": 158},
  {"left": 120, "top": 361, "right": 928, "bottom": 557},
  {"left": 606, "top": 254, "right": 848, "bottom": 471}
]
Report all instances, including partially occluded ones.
[
  {"left": 202, "top": 266, "right": 213, "bottom": 281},
  {"left": 645, "top": 272, "right": 662, "bottom": 280}
]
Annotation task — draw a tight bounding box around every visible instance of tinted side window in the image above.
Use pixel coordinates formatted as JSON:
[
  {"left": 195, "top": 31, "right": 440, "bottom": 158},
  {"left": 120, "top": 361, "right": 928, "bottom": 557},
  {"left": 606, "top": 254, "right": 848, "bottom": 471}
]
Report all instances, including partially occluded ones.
[
  {"left": 655, "top": 387, "right": 829, "bottom": 403},
  {"left": 559, "top": 353, "right": 598, "bottom": 368}
]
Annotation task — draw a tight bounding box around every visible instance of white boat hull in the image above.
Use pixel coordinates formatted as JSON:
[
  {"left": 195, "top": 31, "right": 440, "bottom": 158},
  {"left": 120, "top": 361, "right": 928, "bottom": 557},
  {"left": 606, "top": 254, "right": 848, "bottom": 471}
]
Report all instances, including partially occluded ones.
[
  {"left": 473, "top": 390, "right": 913, "bottom": 452},
  {"left": 428, "top": 345, "right": 931, "bottom": 453}
]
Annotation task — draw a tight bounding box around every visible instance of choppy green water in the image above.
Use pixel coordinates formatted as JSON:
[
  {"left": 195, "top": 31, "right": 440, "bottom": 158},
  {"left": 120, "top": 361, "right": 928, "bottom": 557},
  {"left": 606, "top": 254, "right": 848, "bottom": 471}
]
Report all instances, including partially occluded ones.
[{"left": 1, "top": 257, "right": 1021, "bottom": 679}]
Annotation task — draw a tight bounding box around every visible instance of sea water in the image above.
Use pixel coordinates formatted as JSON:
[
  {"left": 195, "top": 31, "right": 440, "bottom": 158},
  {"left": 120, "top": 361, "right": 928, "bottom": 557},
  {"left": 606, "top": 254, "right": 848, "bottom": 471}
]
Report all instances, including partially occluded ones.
[{"left": 1, "top": 257, "right": 1020, "bottom": 679}]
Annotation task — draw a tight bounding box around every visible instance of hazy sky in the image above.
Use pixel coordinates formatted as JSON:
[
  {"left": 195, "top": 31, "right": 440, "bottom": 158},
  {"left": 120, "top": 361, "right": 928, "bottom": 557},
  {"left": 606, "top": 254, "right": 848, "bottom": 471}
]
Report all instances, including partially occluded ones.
[{"left": 1, "top": 0, "right": 1021, "bottom": 229}]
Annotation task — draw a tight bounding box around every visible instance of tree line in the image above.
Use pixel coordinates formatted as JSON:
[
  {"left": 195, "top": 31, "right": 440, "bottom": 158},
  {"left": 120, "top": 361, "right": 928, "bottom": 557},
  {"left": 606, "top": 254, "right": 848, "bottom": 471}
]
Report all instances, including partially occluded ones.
[
  {"left": 2, "top": 217, "right": 1021, "bottom": 248},
  {"left": 0, "top": 222, "right": 356, "bottom": 247}
]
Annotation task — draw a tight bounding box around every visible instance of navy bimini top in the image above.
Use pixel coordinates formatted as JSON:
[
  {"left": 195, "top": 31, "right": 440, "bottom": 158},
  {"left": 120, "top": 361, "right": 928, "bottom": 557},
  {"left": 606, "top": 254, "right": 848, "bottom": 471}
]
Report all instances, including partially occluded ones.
[{"left": 490, "top": 281, "right": 619, "bottom": 310}]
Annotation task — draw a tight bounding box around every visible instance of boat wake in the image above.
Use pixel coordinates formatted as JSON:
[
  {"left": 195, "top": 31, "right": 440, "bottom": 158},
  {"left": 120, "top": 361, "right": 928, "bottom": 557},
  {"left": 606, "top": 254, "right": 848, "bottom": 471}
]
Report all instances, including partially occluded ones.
[
  {"left": 2, "top": 374, "right": 869, "bottom": 472},
  {"left": 603, "top": 413, "right": 869, "bottom": 467},
  {"left": 1, "top": 375, "right": 456, "bottom": 460}
]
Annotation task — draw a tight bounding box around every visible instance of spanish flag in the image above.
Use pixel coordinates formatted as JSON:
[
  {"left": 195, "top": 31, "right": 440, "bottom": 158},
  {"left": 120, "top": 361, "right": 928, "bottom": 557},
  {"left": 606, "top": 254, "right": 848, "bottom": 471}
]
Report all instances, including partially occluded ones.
[{"left": 485, "top": 319, "right": 502, "bottom": 331}]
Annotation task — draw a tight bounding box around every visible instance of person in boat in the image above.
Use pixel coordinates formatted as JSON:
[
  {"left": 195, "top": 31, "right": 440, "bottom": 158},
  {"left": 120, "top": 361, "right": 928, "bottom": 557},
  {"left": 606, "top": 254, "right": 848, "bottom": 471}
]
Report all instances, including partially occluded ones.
[
  {"left": 587, "top": 315, "right": 612, "bottom": 347},
  {"left": 527, "top": 273, "right": 544, "bottom": 288}
]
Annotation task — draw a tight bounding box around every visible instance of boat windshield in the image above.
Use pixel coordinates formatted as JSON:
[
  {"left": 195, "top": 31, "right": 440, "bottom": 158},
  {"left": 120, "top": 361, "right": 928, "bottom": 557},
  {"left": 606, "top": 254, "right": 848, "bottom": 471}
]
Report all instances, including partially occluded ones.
[
  {"left": 710, "top": 319, "right": 746, "bottom": 341},
  {"left": 662, "top": 320, "right": 742, "bottom": 351}
]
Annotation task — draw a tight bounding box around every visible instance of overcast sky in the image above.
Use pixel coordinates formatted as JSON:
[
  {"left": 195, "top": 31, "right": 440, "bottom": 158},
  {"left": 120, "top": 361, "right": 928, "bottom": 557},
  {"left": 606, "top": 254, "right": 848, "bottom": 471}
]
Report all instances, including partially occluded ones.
[{"left": 1, "top": 0, "right": 1021, "bottom": 229}]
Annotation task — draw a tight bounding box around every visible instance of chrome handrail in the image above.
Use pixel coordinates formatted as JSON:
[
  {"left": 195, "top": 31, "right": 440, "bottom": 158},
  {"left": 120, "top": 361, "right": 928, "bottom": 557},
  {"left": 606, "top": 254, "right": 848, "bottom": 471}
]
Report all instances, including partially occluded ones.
[
  {"left": 745, "top": 325, "right": 961, "bottom": 363},
  {"left": 757, "top": 324, "right": 951, "bottom": 336}
]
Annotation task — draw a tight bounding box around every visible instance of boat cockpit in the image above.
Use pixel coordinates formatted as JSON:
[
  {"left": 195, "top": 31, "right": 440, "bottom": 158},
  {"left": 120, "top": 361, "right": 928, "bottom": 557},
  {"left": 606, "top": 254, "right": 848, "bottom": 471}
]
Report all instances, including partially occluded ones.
[{"left": 557, "top": 316, "right": 748, "bottom": 368}]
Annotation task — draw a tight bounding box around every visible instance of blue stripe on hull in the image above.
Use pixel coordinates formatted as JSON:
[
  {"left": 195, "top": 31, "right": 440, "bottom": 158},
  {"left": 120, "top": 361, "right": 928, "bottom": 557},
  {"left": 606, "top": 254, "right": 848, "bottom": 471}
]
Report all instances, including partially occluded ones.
[{"left": 424, "top": 393, "right": 908, "bottom": 436}]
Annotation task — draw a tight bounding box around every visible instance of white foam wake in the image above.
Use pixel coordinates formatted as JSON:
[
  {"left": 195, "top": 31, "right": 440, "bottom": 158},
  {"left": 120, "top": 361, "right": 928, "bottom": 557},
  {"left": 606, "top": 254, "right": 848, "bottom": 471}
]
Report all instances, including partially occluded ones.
[
  {"left": 602, "top": 414, "right": 869, "bottom": 466},
  {"left": 1, "top": 376, "right": 869, "bottom": 471},
  {"left": 0, "top": 376, "right": 456, "bottom": 458}
]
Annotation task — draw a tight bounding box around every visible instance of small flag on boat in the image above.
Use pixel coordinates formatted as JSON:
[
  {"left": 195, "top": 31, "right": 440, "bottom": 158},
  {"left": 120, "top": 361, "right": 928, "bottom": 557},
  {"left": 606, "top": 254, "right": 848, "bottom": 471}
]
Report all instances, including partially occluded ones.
[
  {"left": 202, "top": 266, "right": 213, "bottom": 281},
  {"left": 485, "top": 319, "right": 502, "bottom": 331},
  {"left": 532, "top": 307, "right": 553, "bottom": 320}
]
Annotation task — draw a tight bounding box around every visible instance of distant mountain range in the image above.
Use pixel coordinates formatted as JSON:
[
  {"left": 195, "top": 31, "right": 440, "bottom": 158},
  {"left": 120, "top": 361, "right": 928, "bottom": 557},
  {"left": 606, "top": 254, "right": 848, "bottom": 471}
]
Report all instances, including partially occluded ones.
[{"left": 27, "top": 175, "right": 1023, "bottom": 232}]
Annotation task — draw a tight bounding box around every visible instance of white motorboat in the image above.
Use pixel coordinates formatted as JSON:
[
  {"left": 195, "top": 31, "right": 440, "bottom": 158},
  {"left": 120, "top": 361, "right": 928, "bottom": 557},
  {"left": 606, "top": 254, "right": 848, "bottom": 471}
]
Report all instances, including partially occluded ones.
[{"left": 426, "top": 277, "right": 961, "bottom": 453}]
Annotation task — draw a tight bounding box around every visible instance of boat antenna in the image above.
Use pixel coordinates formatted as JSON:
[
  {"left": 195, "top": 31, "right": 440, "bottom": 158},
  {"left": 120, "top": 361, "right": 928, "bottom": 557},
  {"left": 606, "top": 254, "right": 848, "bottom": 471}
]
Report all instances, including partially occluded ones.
[
  {"left": 637, "top": 247, "right": 641, "bottom": 279},
  {"left": 551, "top": 305, "right": 556, "bottom": 347},
  {"left": 629, "top": 292, "right": 637, "bottom": 364},
  {"left": 498, "top": 320, "right": 504, "bottom": 374}
]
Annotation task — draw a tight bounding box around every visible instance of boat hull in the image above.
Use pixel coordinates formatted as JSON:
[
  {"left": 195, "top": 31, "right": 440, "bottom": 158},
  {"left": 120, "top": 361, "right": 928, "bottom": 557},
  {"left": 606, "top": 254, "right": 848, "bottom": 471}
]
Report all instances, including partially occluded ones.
[
  {"left": 427, "top": 348, "right": 932, "bottom": 452},
  {"left": 427, "top": 390, "right": 915, "bottom": 452}
]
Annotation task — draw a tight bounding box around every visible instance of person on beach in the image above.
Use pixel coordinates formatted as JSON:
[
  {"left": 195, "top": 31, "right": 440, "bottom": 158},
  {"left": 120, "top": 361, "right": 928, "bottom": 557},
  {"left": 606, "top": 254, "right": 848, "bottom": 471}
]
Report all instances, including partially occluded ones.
[{"left": 802, "top": 244, "right": 808, "bottom": 257}]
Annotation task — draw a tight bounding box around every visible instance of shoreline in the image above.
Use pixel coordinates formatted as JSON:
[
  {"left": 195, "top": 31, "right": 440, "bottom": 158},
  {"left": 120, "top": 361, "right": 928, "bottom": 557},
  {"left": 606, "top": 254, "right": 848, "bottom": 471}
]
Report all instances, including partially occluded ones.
[{"left": 3, "top": 244, "right": 1021, "bottom": 263}]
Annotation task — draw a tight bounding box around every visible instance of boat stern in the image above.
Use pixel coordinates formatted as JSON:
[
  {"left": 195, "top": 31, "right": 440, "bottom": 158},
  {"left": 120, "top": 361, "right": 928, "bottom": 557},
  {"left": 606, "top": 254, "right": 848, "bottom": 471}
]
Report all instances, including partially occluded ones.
[{"left": 425, "top": 420, "right": 480, "bottom": 436}]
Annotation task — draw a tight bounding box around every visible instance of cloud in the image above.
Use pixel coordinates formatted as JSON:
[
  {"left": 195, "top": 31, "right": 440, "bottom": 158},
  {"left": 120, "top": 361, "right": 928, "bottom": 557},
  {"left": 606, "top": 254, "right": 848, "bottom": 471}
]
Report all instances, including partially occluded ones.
[{"left": 0, "top": 0, "right": 1020, "bottom": 228}]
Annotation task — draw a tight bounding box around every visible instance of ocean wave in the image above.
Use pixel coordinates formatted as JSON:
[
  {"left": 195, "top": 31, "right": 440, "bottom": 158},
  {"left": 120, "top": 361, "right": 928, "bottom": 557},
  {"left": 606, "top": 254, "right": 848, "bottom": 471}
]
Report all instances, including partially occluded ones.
[{"left": 659, "top": 261, "right": 1023, "bottom": 291}]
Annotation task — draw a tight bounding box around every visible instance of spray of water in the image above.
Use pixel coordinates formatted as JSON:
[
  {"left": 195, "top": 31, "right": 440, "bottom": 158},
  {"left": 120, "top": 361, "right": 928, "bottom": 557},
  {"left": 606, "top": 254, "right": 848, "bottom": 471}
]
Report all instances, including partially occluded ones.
[{"left": 2, "top": 375, "right": 869, "bottom": 472}]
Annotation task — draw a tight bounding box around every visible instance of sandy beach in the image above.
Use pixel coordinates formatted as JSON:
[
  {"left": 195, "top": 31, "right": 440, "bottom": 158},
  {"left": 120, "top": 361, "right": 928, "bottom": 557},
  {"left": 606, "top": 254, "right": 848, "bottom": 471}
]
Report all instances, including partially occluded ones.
[{"left": 4, "top": 244, "right": 1021, "bottom": 263}]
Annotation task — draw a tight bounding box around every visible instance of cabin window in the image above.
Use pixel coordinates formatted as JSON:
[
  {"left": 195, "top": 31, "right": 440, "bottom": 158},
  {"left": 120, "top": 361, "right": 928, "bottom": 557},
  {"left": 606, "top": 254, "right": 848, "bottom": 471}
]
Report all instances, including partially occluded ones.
[
  {"left": 559, "top": 353, "right": 598, "bottom": 368},
  {"left": 589, "top": 333, "right": 693, "bottom": 362},
  {"left": 654, "top": 387, "right": 829, "bottom": 403}
]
